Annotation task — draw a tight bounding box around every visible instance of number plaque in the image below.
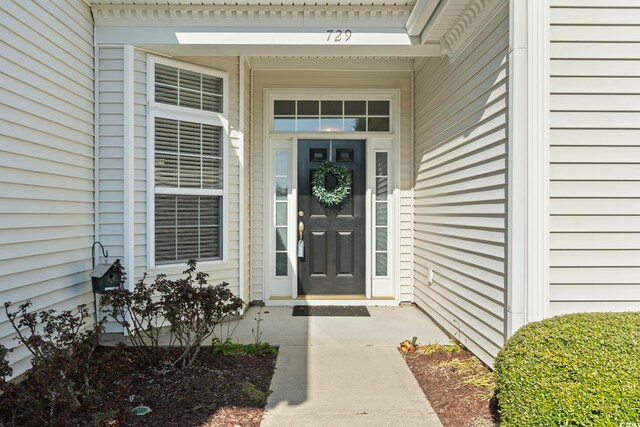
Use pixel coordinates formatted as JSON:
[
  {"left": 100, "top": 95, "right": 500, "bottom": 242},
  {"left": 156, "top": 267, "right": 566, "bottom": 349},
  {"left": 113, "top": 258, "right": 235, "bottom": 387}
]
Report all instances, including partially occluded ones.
[{"left": 326, "top": 29, "right": 352, "bottom": 43}]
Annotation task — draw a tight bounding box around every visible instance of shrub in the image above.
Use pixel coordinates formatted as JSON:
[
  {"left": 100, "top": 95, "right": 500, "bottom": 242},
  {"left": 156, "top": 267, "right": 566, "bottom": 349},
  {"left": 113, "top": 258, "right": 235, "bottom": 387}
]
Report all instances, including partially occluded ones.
[
  {"left": 494, "top": 312, "right": 640, "bottom": 427},
  {"left": 100, "top": 260, "right": 167, "bottom": 365},
  {"left": 0, "top": 302, "right": 131, "bottom": 426},
  {"left": 101, "top": 259, "right": 245, "bottom": 368}
]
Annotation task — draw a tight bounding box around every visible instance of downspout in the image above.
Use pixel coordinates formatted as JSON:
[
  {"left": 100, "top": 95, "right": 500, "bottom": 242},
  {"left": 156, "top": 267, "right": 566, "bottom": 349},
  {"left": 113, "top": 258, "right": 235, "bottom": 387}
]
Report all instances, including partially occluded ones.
[
  {"left": 239, "top": 56, "right": 246, "bottom": 311},
  {"left": 92, "top": 9, "right": 101, "bottom": 326},
  {"left": 410, "top": 60, "right": 416, "bottom": 303},
  {"left": 248, "top": 61, "right": 254, "bottom": 304},
  {"left": 93, "top": 15, "right": 100, "bottom": 266}
]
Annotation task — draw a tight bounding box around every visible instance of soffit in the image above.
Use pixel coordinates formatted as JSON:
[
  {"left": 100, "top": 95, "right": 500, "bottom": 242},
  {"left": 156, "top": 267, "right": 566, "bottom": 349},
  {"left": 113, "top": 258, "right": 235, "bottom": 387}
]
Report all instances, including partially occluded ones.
[
  {"left": 420, "top": 0, "right": 470, "bottom": 43},
  {"left": 90, "top": 0, "right": 496, "bottom": 59},
  {"left": 90, "top": 0, "right": 415, "bottom": 6}
]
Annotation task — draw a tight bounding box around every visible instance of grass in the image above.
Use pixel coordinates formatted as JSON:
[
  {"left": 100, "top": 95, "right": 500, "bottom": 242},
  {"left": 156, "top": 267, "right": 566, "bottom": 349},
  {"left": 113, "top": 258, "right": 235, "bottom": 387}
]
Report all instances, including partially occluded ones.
[
  {"left": 416, "top": 343, "right": 461, "bottom": 356},
  {"left": 421, "top": 344, "right": 495, "bottom": 401},
  {"left": 211, "top": 338, "right": 278, "bottom": 357}
]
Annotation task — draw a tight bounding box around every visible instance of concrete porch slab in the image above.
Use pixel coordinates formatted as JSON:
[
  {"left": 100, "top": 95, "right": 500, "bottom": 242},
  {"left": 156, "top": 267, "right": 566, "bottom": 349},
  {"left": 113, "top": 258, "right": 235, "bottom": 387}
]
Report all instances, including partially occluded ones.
[
  {"left": 228, "top": 304, "right": 449, "bottom": 347},
  {"left": 235, "top": 305, "right": 448, "bottom": 427}
]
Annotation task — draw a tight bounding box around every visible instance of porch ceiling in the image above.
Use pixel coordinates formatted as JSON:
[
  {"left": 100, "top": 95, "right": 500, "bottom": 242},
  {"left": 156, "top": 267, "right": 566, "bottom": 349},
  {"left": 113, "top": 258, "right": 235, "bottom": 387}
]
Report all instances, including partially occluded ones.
[{"left": 90, "top": 0, "right": 491, "bottom": 58}]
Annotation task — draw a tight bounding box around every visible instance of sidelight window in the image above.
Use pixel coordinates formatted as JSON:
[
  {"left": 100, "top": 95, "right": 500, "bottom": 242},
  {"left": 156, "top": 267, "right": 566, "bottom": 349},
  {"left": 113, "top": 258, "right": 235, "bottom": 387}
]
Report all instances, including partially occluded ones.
[
  {"left": 274, "top": 151, "right": 289, "bottom": 276},
  {"left": 375, "top": 152, "right": 389, "bottom": 277}
]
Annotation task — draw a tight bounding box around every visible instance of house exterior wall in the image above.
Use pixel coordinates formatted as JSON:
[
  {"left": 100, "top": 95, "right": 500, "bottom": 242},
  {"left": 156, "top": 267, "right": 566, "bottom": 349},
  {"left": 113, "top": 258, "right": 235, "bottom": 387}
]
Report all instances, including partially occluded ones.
[
  {"left": 549, "top": 1, "right": 640, "bottom": 315},
  {"left": 412, "top": 3, "right": 509, "bottom": 366},
  {"left": 96, "top": 53, "right": 244, "bottom": 299},
  {"left": 0, "top": 0, "right": 95, "bottom": 375},
  {"left": 250, "top": 69, "right": 414, "bottom": 303},
  {"left": 96, "top": 45, "right": 125, "bottom": 272}
]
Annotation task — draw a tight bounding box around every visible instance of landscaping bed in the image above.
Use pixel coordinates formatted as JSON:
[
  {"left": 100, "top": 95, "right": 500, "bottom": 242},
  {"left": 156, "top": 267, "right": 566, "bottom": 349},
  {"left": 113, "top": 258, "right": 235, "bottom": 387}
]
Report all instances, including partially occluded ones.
[
  {"left": 125, "top": 348, "right": 276, "bottom": 426},
  {"left": 403, "top": 343, "right": 497, "bottom": 427},
  {"left": 0, "top": 345, "right": 277, "bottom": 427},
  {"left": 0, "top": 260, "right": 278, "bottom": 426}
]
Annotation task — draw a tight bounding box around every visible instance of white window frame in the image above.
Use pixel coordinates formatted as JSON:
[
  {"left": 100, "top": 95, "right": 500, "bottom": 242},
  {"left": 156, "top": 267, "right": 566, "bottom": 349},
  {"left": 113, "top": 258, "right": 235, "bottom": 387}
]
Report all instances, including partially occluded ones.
[
  {"left": 268, "top": 141, "right": 294, "bottom": 296},
  {"left": 369, "top": 139, "right": 394, "bottom": 298},
  {"left": 147, "top": 55, "right": 230, "bottom": 271}
]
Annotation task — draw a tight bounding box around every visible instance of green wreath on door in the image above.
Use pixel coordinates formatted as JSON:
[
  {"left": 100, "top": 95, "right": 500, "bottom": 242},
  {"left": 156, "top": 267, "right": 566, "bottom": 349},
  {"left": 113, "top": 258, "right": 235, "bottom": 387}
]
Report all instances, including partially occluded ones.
[{"left": 311, "top": 160, "right": 352, "bottom": 206}]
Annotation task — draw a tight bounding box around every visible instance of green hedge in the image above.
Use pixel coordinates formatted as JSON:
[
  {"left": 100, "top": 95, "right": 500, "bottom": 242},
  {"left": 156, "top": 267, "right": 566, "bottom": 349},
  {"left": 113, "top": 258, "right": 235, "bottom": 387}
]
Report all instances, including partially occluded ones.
[{"left": 494, "top": 312, "right": 640, "bottom": 427}]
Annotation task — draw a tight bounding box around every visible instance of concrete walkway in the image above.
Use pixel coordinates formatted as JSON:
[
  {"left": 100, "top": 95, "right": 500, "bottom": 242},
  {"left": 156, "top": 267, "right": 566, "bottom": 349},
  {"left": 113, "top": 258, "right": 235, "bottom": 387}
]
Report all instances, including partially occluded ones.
[{"left": 229, "top": 305, "right": 447, "bottom": 427}]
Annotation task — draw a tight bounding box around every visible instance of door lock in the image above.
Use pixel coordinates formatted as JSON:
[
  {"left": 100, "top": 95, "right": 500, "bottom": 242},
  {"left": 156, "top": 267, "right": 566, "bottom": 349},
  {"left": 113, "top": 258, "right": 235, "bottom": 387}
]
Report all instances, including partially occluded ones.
[{"left": 298, "top": 211, "right": 304, "bottom": 217}]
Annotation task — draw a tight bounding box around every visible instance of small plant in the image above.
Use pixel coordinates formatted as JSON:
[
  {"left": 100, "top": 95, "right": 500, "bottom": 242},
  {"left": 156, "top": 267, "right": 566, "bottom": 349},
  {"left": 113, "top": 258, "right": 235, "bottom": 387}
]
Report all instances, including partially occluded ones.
[
  {"left": 101, "top": 259, "right": 245, "bottom": 368},
  {"left": 241, "top": 381, "right": 269, "bottom": 403},
  {"left": 212, "top": 338, "right": 277, "bottom": 357},
  {"left": 252, "top": 306, "right": 265, "bottom": 345}
]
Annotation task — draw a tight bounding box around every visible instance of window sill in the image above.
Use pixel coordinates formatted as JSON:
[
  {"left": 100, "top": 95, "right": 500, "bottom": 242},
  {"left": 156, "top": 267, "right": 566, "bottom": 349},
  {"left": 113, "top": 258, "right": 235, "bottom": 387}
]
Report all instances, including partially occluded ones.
[{"left": 146, "top": 259, "right": 230, "bottom": 277}]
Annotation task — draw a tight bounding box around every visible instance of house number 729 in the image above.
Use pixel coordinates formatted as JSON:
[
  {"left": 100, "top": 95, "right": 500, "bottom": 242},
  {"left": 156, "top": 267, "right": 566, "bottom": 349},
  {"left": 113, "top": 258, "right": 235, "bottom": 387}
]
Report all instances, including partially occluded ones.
[{"left": 326, "top": 29, "right": 352, "bottom": 42}]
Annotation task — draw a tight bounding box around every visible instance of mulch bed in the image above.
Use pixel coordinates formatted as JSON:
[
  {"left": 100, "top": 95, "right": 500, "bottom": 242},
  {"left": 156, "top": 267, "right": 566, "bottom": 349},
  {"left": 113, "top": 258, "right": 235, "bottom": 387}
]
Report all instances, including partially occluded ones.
[
  {"left": 125, "top": 350, "right": 277, "bottom": 426},
  {"left": 405, "top": 347, "right": 497, "bottom": 427},
  {"left": 1, "top": 346, "right": 277, "bottom": 427}
]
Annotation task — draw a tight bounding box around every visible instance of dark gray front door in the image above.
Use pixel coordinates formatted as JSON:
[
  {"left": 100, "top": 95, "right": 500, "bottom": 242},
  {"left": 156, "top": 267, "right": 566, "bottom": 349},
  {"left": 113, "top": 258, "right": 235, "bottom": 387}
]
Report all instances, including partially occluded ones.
[{"left": 297, "top": 139, "right": 366, "bottom": 296}]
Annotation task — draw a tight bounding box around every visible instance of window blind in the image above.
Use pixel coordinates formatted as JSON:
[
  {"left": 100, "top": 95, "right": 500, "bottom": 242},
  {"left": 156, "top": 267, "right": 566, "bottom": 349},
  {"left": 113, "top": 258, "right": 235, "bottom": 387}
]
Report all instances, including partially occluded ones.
[{"left": 152, "top": 61, "right": 226, "bottom": 265}]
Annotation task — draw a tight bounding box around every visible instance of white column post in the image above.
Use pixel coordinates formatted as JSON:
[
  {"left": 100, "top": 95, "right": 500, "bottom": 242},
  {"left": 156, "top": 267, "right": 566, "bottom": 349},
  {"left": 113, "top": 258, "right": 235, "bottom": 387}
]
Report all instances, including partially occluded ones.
[
  {"left": 123, "top": 45, "right": 136, "bottom": 291},
  {"left": 507, "top": 0, "right": 550, "bottom": 337}
]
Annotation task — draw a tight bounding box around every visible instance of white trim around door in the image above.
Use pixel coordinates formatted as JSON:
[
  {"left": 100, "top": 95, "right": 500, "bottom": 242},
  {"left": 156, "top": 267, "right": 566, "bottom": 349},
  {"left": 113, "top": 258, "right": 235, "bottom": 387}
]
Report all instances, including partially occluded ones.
[{"left": 262, "top": 89, "right": 401, "bottom": 305}]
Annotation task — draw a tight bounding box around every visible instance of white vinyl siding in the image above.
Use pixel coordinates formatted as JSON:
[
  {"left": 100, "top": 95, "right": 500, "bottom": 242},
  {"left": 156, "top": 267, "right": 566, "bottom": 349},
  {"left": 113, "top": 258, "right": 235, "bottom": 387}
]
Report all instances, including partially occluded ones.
[
  {"left": 134, "top": 49, "right": 147, "bottom": 273},
  {"left": 251, "top": 69, "right": 414, "bottom": 302},
  {"left": 98, "top": 46, "right": 125, "bottom": 263},
  {"left": 97, "top": 55, "right": 242, "bottom": 296},
  {"left": 412, "top": 3, "right": 508, "bottom": 366},
  {"left": 0, "top": 0, "right": 94, "bottom": 377},
  {"left": 549, "top": 0, "right": 640, "bottom": 315}
]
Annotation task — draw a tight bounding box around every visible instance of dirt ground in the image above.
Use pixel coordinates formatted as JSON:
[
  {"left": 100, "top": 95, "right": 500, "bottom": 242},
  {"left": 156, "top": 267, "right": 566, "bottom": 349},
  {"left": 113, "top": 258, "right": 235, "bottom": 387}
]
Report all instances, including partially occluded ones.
[
  {"left": 125, "top": 351, "right": 277, "bottom": 426},
  {"left": 405, "top": 345, "right": 497, "bottom": 427}
]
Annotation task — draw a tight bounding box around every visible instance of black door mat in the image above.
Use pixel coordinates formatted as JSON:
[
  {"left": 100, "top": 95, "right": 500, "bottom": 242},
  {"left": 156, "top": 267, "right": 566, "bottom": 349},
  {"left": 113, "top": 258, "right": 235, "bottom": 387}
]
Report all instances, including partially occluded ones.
[{"left": 292, "top": 305, "right": 370, "bottom": 317}]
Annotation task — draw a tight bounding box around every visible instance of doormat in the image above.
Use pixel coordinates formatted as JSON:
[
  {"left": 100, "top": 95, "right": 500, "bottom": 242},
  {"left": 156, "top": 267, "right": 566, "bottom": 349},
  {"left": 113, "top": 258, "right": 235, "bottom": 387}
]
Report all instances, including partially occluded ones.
[{"left": 292, "top": 305, "right": 370, "bottom": 317}]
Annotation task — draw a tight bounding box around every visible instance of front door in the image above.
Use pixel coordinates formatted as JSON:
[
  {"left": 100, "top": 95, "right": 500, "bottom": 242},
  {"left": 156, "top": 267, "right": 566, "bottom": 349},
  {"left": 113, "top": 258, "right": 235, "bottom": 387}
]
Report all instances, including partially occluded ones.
[{"left": 297, "top": 140, "right": 366, "bottom": 296}]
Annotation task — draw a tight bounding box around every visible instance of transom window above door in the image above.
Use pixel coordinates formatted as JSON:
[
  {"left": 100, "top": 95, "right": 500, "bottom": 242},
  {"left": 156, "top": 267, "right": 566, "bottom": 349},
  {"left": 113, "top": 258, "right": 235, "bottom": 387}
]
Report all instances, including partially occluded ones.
[{"left": 273, "top": 100, "right": 390, "bottom": 132}]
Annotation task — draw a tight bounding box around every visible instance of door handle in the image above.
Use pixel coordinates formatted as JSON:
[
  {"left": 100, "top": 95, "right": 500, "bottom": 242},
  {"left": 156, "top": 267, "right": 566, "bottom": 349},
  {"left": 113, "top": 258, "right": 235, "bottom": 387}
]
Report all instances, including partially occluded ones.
[{"left": 297, "top": 221, "right": 305, "bottom": 258}]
